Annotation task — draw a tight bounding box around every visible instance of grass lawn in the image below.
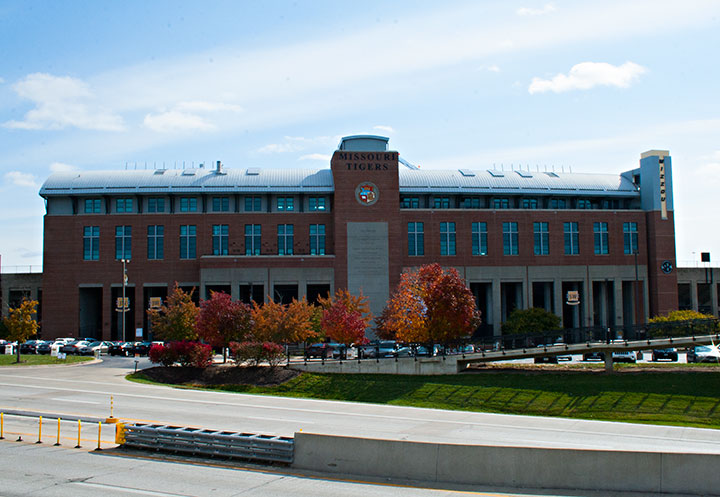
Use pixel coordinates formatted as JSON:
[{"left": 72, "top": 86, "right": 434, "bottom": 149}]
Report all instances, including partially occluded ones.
[
  {"left": 0, "top": 354, "right": 94, "bottom": 366},
  {"left": 129, "top": 365, "right": 720, "bottom": 429}
]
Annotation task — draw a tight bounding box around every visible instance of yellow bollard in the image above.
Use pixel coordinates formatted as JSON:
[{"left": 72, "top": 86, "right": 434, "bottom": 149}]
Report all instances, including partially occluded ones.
[
  {"left": 75, "top": 420, "right": 82, "bottom": 448},
  {"left": 36, "top": 416, "right": 43, "bottom": 444},
  {"left": 54, "top": 418, "right": 61, "bottom": 446},
  {"left": 105, "top": 395, "right": 117, "bottom": 423},
  {"left": 96, "top": 421, "right": 102, "bottom": 451},
  {"left": 0, "top": 412, "right": 4, "bottom": 440}
]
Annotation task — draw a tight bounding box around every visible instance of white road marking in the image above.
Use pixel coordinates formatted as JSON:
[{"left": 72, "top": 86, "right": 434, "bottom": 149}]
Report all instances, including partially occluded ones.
[
  {"left": 50, "top": 398, "right": 100, "bottom": 404},
  {"left": 73, "top": 481, "right": 193, "bottom": 496}
]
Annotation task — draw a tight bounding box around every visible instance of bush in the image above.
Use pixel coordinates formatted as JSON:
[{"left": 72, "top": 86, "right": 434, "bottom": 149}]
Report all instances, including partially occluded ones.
[
  {"left": 648, "top": 310, "right": 718, "bottom": 337},
  {"left": 148, "top": 341, "right": 213, "bottom": 368},
  {"left": 230, "top": 341, "right": 285, "bottom": 367},
  {"left": 501, "top": 307, "right": 561, "bottom": 335}
]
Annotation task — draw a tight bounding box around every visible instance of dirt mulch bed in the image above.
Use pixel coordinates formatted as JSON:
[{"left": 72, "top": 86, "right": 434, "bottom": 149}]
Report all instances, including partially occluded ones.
[{"left": 140, "top": 365, "right": 300, "bottom": 386}]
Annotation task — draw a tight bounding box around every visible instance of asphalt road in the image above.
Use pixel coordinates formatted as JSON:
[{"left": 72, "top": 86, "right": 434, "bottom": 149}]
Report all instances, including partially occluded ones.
[{"left": 1, "top": 356, "right": 719, "bottom": 454}]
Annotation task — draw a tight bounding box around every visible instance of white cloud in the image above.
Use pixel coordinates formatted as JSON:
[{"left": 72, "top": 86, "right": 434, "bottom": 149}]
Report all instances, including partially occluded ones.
[
  {"left": 373, "top": 125, "right": 395, "bottom": 133},
  {"left": 143, "top": 111, "right": 215, "bottom": 133},
  {"left": 517, "top": 3, "right": 557, "bottom": 16},
  {"left": 257, "top": 136, "right": 335, "bottom": 154},
  {"left": 299, "top": 153, "right": 331, "bottom": 162},
  {"left": 175, "top": 100, "right": 243, "bottom": 113},
  {"left": 49, "top": 162, "right": 79, "bottom": 173},
  {"left": 528, "top": 61, "right": 647, "bottom": 94},
  {"left": 0, "top": 77, "right": 5, "bottom": 84},
  {"left": 5, "top": 171, "right": 38, "bottom": 188},
  {"left": 3, "top": 73, "right": 124, "bottom": 131}
]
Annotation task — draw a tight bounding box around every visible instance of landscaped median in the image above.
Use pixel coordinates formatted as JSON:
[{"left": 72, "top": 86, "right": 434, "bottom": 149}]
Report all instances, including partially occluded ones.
[
  {"left": 0, "top": 355, "right": 94, "bottom": 366},
  {"left": 128, "top": 364, "right": 720, "bottom": 429}
]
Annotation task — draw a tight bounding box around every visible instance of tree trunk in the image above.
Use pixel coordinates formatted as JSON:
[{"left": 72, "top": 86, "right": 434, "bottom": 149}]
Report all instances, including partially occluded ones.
[{"left": 16, "top": 343, "right": 21, "bottom": 364}]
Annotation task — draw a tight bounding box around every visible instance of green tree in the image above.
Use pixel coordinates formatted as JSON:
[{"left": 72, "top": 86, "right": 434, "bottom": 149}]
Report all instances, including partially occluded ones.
[
  {"left": 3, "top": 299, "right": 39, "bottom": 363},
  {"left": 148, "top": 284, "right": 199, "bottom": 341},
  {"left": 501, "top": 307, "right": 561, "bottom": 335},
  {"left": 648, "top": 310, "right": 718, "bottom": 337}
]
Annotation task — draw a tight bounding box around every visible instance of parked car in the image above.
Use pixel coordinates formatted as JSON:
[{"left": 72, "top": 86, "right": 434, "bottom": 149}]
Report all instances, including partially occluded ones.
[
  {"left": 687, "top": 345, "right": 720, "bottom": 363},
  {"left": 59, "top": 340, "right": 90, "bottom": 355},
  {"left": 359, "top": 340, "right": 397, "bottom": 359},
  {"left": 131, "top": 341, "right": 163, "bottom": 356},
  {"left": 20, "top": 340, "right": 42, "bottom": 354},
  {"left": 583, "top": 351, "right": 605, "bottom": 361},
  {"left": 305, "top": 342, "right": 340, "bottom": 359},
  {"left": 78, "top": 341, "right": 111, "bottom": 355},
  {"left": 611, "top": 350, "right": 638, "bottom": 363},
  {"left": 651, "top": 348, "right": 678, "bottom": 362},
  {"left": 108, "top": 341, "right": 135, "bottom": 356}
]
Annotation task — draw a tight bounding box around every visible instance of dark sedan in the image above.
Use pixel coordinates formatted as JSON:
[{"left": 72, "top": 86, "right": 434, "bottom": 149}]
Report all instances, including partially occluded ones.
[
  {"left": 109, "top": 341, "right": 135, "bottom": 356},
  {"left": 651, "top": 348, "right": 678, "bottom": 362}
]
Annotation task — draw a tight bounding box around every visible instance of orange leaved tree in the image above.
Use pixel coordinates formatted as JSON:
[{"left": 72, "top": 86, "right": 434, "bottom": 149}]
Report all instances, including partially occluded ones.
[{"left": 378, "top": 264, "right": 480, "bottom": 344}]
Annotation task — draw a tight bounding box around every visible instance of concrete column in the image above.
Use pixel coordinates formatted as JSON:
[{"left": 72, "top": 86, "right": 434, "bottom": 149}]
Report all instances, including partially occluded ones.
[
  {"left": 691, "top": 281, "right": 699, "bottom": 312},
  {"left": 604, "top": 352, "right": 614, "bottom": 373},
  {"left": 613, "top": 278, "right": 624, "bottom": 327},
  {"left": 582, "top": 279, "right": 591, "bottom": 327},
  {"left": 711, "top": 279, "right": 719, "bottom": 316},
  {"left": 553, "top": 278, "right": 563, "bottom": 321},
  {"left": 492, "top": 279, "right": 502, "bottom": 336}
]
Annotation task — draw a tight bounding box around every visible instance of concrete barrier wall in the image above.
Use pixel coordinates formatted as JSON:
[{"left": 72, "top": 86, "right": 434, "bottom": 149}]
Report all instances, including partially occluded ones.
[{"left": 293, "top": 433, "right": 720, "bottom": 495}]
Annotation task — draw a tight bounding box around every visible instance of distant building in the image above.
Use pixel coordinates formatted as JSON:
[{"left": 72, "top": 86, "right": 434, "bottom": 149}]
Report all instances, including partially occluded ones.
[{"left": 39, "top": 136, "right": 688, "bottom": 340}]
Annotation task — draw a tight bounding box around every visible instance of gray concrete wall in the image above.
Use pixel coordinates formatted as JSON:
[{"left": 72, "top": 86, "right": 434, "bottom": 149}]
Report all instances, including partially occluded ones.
[{"left": 293, "top": 433, "right": 720, "bottom": 495}]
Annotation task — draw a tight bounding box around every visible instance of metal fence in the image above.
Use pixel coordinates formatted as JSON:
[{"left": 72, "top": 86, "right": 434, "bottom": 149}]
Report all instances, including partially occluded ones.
[{"left": 120, "top": 423, "right": 294, "bottom": 464}]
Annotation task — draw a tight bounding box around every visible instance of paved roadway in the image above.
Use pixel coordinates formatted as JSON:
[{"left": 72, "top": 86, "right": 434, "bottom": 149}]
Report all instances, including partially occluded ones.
[{"left": 1, "top": 356, "right": 719, "bottom": 453}]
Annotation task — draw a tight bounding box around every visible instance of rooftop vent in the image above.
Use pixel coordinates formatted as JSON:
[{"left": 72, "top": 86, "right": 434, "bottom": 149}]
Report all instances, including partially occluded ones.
[
  {"left": 246, "top": 168, "right": 260, "bottom": 176},
  {"left": 459, "top": 169, "right": 475, "bottom": 177},
  {"left": 154, "top": 169, "right": 166, "bottom": 175},
  {"left": 488, "top": 170, "right": 504, "bottom": 178},
  {"left": 181, "top": 169, "right": 196, "bottom": 176},
  {"left": 515, "top": 170, "right": 532, "bottom": 178},
  {"left": 215, "top": 160, "right": 226, "bottom": 175},
  {"left": 544, "top": 172, "right": 559, "bottom": 178}
]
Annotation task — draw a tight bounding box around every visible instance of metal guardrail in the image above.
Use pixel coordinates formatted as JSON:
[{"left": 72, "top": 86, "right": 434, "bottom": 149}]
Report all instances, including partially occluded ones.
[{"left": 120, "top": 423, "right": 294, "bottom": 464}]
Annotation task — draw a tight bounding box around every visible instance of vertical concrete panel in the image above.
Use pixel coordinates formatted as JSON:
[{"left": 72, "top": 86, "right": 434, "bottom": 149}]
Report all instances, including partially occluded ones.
[{"left": 347, "top": 222, "right": 389, "bottom": 319}]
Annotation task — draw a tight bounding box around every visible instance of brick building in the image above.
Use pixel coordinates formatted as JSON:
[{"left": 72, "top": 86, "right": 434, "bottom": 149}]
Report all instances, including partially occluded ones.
[{"left": 39, "top": 135, "right": 679, "bottom": 340}]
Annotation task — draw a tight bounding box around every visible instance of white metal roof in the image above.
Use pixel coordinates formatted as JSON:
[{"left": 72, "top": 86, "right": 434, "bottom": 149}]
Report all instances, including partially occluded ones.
[
  {"left": 398, "top": 169, "right": 638, "bottom": 196},
  {"left": 40, "top": 168, "right": 335, "bottom": 196},
  {"left": 39, "top": 166, "right": 638, "bottom": 197}
]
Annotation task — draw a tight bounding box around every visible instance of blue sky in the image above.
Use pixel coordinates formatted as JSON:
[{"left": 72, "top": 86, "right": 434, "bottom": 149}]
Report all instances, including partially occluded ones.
[{"left": 1, "top": 0, "right": 719, "bottom": 269}]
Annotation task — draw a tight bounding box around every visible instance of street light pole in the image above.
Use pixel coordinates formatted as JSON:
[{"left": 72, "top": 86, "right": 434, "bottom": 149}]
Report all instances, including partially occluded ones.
[
  {"left": 121, "top": 259, "right": 129, "bottom": 341},
  {"left": 633, "top": 249, "right": 640, "bottom": 330}
]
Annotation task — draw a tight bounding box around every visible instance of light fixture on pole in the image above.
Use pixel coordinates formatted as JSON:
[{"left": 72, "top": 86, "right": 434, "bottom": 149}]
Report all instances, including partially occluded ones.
[{"left": 121, "top": 259, "right": 130, "bottom": 341}]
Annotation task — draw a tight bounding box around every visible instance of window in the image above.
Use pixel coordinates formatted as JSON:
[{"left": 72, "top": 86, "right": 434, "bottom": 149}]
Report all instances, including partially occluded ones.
[
  {"left": 503, "top": 222, "right": 518, "bottom": 255},
  {"left": 147, "top": 197, "right": 165, "bottom": 213},
  {"left": 115, "top": 226, "right": 131, "bottom": 260},
  {"left": 116, "top": 198, "right": 133, "bottom": 213},
  {"left": 245, "top": 224, "right": 261, "bottom": 255},
  {"left": 309, "top": 196, "right": 326, "bottom": 211},
  {"left": 522, "top": 198, "right": 538, "bottom": 209},
  {"left": 408, "top": 222, "right": 424, "bottom": 256},
  {"left": 493, "top": 198, "right": 510, "bottom": 209},
  {"left": 84, "top": 199, "right": 101, "bottom": 213},
  {"left": 83, "top": 226, "right": 99, "bottom": 260},
  {"left": 401, "top": 197, "right": 419, "bottom": 209},
  {"left": 212, "top": 197, "right": 229, "bottom": 212},
  {"left": 440, "top": 222, "right": 456, "bottom": 255},
  {"left": 212, "top": 225, "right": 229, "bottom": 255},
  {"left": 550, "top": 198, "right": 567, "bottom": 209},
  {"left": 577, "top": 199, "right": 592, "bottom": 209},
  {"left": 277, "top": 224, "right": 293, "bottom": 255},
  {"left": 433, "top": 197, "right": 450, "bottom": 209},
  {"left": 594, "top": 222, "right": 609, "bottom": 254},
  {"left": 277, "top": 197, "right": 294, "bottom": 211},
  {"left": 471, "top": 222, "right": 487, "bottom": 256},
  {"left": 245, "top": 196, "right": 262, "bottom": 212},
  {"left": 533, "top": 222, "right": 549, "bottom": 255},
  {"left": 309, "top": 224, "right": 326, "bottom": 255},
  {"left": 179, "top": 225, "right": 196, "bottom": 259},
  {"left": 564, "top": 222, "right": 579, "bottom": 255},
  {"left": 462, "top": 197, "right": 481, "bottom": 209},
  {"left": 147, "top": 225, "right": 164, "bottom": 260},
  {"left": 623, "top": 222, "right": 638, "bottom": 254},
  {"left": 179, "top": 197, "right": 197, "bottom": 212}
]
